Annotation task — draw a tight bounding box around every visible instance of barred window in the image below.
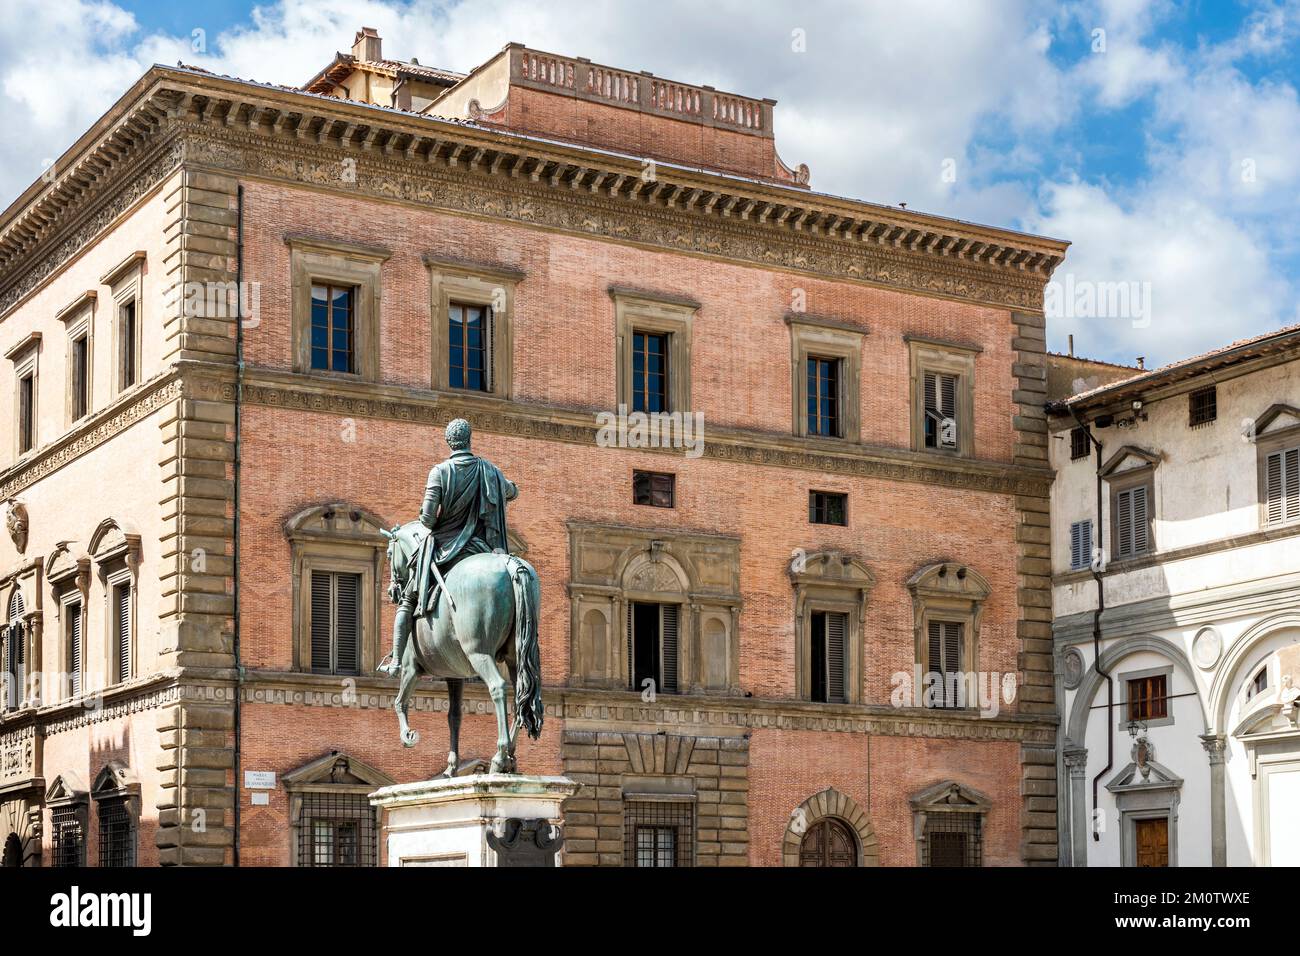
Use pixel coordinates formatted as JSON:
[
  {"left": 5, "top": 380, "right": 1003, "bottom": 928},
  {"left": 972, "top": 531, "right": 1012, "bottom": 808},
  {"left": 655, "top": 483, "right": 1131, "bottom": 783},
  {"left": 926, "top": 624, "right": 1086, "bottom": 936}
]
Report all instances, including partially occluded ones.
[
  {"left": 51, "top": 805, "right": 84, "bottom": 868},
  {"left": 1070, "top": 426, "right": 1090, "bottom": 461},
  {"left": 1189, "top": 386, "right": 1217, "bottom": 427},
  {"left": 923, "top": 812, "right": 983, "bottom": 867},
  {"left": 624, "top": 801, "right": 693, "bottom": 867},
  {"left": 98, "top": 800, "right": 135, "bottom": 867},
  {"left": 298, "top": 791, "right": 377, "bottom": 867}
]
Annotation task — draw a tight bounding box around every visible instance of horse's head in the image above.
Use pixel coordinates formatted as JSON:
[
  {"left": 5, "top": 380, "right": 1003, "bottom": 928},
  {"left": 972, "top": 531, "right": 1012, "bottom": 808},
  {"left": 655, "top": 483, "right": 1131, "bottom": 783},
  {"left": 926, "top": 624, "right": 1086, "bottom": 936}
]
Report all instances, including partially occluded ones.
[{"left": 382, "top": 521, "right": 424, "bottom": 591}]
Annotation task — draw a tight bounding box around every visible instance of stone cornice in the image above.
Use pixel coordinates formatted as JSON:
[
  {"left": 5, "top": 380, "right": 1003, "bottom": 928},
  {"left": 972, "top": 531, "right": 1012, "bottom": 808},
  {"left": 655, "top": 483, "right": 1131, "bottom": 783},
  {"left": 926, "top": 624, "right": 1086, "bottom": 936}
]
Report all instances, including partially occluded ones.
[
  {"left": 240, "top": 669, "right": 1056, "bottom": 744},
  {"left": 0, "top": 68, "right": 1065, "bottom": 319},
  {"left": 231, "top": 366, "right": 1053, "bottom": 497}
]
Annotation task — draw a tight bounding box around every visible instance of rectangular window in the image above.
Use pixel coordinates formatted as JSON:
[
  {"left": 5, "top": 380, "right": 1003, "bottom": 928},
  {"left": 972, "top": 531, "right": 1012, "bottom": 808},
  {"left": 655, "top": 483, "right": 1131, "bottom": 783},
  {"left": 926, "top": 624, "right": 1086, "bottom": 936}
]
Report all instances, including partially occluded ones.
[
  {"left": 1071, "top": 426, "right": 1090, "bottom": 461},
  {"left": 309, "top": 284, "right": 355, "bottom": 374},
  {"left": 1127, "top": 674, "right": 1168, "bottom": 723},
  {"left": 3, "top": 623, "right": 23, "bottom": 712},
  {"left": 112, "top": 581, "right": 131, "bottom": 684},
  {"left": 806, "top": 356, "right": 840, "bottom": 437},
  {"left": 628, "top": 601, "right": 678, "bottom": 694},
  {"left": 1265, "top": 446, "right": 1300, "bottom": 526},
  {"left": 1115, "top": 485, "right": 1152, "bottom": 558},
  {"left": 1070, "top": 519, "right": 1093, "bottom": 571},
  {"left": 66, "top": 600, "right": 82, "bottom": 698},
  {"left": 71, "top": 334, "right": 89, "bottom": 421},
  {"left": 448, "top": 302, "right": 490, "bottom": 392},
  {"left": 99, "top": 800, "right": 135, "bottom": 867},
  {"left": 51, "top": 805, "right": 83, "bottom": 868},
  {"left": 924, "top": 371, "right": 959, "bottom": 450},
  {"left": 17, "top": 372, "right": 34, "bottom": 454},
  {"left": 1189, "top": 386, "right": 1217, "bottom": 427},
  {"left": 298, "top": 791, "right": 376, "bottom": 867},
  {"left": 926, "top": 620, "right": 963, "bottom": 709},
  {"left": 809, "top": 490, "right": 847, "bottom": 526},
  {"left": 924, "top": 814, "right": 982, "bottom": 867},
  {"left": 310, "top": 570, "right": 361, "bottom": 675},
  {"left": 624, "top": 801, "right": 693, "bottom": 867},
  {"left": 809, "top": 610, "right": 847, "bottom": 704},
  {"left": 633, "top": 470, "right": 675, "bottom": 508},
  {"left": 118, "top": 299, "right": 137, "bottom": 389},
  {"left": 631, "top": 330, "right": 669, "bottom": 413}
]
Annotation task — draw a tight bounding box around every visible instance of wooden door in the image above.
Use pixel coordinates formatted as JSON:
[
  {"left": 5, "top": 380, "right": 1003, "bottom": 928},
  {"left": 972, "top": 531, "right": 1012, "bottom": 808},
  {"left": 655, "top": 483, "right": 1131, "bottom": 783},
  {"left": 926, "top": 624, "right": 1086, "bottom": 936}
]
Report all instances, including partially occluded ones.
[
  {"left": 1134, "top": 817, "right": 1169, "bottom": 867},
  {"left": 799, "top": 819, "right": 857, "bottom": 866}
]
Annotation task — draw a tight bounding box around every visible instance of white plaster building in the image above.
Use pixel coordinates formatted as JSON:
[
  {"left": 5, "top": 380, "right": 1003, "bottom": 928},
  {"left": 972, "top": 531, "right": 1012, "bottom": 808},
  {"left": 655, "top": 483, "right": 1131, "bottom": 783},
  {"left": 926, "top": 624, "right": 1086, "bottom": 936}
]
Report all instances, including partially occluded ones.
[{"left": 1048, "top": 327, "right": 1300, "bottom": 866}]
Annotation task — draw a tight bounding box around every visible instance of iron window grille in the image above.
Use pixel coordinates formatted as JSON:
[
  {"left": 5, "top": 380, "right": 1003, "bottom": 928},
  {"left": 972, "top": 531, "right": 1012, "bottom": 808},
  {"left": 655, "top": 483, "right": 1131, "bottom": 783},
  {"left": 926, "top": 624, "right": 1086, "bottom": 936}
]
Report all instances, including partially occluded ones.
[
  {"left": 624, "top": 800, "right": 694, "bottom": 867},
  {"left": 98, "top": 799, "right": 135, "bottom": 867},
  {"left": 923, "top": 812, "right": 983, "bottom": 867},
  {"left": 51, "top": 805, "right": 84, "bottom": 868},
  {"left": 1070, "top": 426, "right": 1090, "bottom": 461},
  {"left": 1189, "top": 386, "right": 1217, "bottom": 427},
  {"left": 298, "top": 791, "right": 377, "bottom": 867}
]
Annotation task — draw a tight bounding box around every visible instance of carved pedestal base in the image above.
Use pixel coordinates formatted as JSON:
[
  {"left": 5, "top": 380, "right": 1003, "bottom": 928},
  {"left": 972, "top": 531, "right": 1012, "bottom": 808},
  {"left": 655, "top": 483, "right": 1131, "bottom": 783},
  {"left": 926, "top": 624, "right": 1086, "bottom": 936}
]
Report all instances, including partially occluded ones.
[{"left": 370, "top": 774, "right": 578, "bottom": 867}]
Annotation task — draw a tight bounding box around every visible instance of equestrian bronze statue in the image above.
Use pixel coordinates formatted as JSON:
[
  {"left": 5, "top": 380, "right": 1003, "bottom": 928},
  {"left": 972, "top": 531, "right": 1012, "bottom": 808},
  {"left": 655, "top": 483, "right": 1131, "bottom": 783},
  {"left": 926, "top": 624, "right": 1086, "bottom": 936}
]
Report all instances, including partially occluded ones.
[{"left": 379, "top": 418, "right": 543, "bottom": 774}]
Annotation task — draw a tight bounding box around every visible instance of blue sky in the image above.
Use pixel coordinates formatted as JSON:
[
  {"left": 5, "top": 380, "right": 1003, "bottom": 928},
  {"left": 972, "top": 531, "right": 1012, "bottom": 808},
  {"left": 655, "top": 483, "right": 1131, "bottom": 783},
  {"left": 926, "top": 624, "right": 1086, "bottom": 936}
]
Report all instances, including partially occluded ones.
[{"left": 2, "top": 0, "right": 1299, "bottom": 366}]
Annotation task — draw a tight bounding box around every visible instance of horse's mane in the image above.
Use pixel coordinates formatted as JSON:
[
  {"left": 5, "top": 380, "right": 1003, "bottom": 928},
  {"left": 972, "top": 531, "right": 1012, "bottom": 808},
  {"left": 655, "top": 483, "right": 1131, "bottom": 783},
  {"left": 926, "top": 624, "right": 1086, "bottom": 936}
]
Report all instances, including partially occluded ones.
[{"left": 387, "top": 520, "right": 427, "bottom": 582}]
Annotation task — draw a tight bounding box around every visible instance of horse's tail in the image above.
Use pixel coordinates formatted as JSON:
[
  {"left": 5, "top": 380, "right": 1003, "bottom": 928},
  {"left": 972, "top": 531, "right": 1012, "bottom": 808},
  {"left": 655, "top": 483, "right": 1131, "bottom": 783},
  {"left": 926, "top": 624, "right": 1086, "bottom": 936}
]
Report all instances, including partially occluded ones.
[{"left": 508, "top": 556, "right": 544, "bottom": 740}]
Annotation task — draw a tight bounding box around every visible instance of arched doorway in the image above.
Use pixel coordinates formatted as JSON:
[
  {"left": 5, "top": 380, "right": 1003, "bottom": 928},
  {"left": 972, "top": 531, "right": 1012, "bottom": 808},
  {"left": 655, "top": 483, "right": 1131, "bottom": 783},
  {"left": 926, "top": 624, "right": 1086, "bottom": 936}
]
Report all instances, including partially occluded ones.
[
  {"left": 799, "top": 818, "right": 857, "bottom": 867},
  {"left": 3, "top": 832, "right": 23, "bottom": 867}
]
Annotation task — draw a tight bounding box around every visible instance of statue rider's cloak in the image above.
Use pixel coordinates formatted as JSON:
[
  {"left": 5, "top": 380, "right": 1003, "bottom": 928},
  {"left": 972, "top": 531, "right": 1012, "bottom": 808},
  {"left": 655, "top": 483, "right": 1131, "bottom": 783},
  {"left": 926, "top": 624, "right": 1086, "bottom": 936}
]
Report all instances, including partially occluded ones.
[{"left": 408, "top": 449, "right": 517, "bottom": 616}]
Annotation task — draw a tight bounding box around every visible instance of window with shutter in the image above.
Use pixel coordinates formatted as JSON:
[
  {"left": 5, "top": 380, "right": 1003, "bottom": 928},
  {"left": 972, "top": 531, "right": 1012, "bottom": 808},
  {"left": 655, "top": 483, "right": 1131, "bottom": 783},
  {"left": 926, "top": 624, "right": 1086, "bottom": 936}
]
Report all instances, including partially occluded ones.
[
  {"left": 810, "top": 610, "right": 848, "bottom": 704},
  {"left": 68, "top": 601, "right": 82, "bottom": 698},
  {"left": 113, "top": 582, "right": 132, "bottom": 684},
  {"left": 628, "top": 601, "right": 678, "bottom": 694},
  {"left": 1265, "top": 446, "right": 1300, "bottom": 526},
  {"left": 926, "top": 620, "right": 964, "bottom": 709},
  {"left": 18, "top": 373, "right": 34, "bottom": 454},
  {"left": 924, "top": 371, "right": 959, "bottom": 449},
  {"left": 1070, "top": 520, "right": 1093, "bottom": 571},
  {"left": 1116, "top": 485, "right": 1152, "bottom": 558},
  {"left": 4, "top": 593, "right": 24, "bottom": 710},
  {"left": 119, "top": 298, "right": 138, "bottom": 388},
  {"left": 310, "top": 570, "right": 362, "bottom": 676},
  {"left": 1071, "top": 426, "right": 1090, "bottom": 461}
]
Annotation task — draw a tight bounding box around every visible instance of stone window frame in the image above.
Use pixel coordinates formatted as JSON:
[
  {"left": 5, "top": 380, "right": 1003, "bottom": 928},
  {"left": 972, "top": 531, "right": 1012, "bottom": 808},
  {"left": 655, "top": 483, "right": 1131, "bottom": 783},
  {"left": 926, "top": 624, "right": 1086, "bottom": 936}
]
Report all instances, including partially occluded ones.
[
  {"left": 621, "top": 776, "right": 698, "bottom": 868},
  {"left": 44, "top": 773, "right": 89, "bottom": 868},
  {"left": 89, "top": 517, "right": 142, "bottom": 688},
  {"left": 55, "top": 291, "right": 96, "bottom": 427},
  {"left": 91, "top": 760, "right": 140, "bottom": 867},
  {"left": 282, "top": 751, "right": 394, "bottom": 868},
  {"left": 566, "top": 523, "right": 741, "bottom": 696},
  {"left": 286, "top": 235, "right": 390, "bottom": 382},
  {"left": 787, "top": 315, "right": 864, "bottom": 443},
  {"left": 1101, "top": 446, "right": 1160, "bottom": 561},
  {"left": 909, "top": 780, "right": 991, "bottom": 867},
  {"left": 425, "top": 254, "right": 523, "bottom": 399},
  {"left": 1, "top": 571, "right": 39, "bottom": 711},
  {"left": 781, "top": 787, "right": 879, "bottom": 866},
  {"left": 906, "top": 563, "right": 991, "bottom": 711},
  {"left": 6, "top": 331, "right": 41, "bottom": 461},
  {"left": 789, "top": 551, "right": 875, "bottom": 705},
  {"left": 286, "top": 504, "right": 388, "bottom": 676},
  {"left": 1118, "top": 663, "right": 1175, "bottom": 730},
  {"left": 101, "top": 251, "right": 145, "bottom": 395},
  {"left": 1254, "top": 410, "right": 1300, "bottom": 529},
  {"left": 45, "top": 545, "right": 90, "bottom": 702},
  {"left": 611, "top": 288, "right": 696, "bottom": 414},
  {"left": 907, "top": 335, "right": 979, "bottom": 458}
]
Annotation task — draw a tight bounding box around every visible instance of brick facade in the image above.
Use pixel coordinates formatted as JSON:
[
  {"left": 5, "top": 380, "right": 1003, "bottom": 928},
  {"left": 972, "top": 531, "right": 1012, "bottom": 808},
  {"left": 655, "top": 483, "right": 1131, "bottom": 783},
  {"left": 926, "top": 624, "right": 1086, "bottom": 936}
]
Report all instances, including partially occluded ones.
[{"left": 0, "top": 42, "right": 1065, "bottom": 867}]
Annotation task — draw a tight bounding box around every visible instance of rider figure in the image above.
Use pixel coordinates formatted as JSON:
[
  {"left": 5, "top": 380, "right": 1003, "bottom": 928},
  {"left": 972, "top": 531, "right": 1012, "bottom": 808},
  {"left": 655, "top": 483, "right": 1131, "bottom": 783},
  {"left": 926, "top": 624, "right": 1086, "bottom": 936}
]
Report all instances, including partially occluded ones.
[{"left": 378, "top": 418, "right": 519, "bottom": 676}]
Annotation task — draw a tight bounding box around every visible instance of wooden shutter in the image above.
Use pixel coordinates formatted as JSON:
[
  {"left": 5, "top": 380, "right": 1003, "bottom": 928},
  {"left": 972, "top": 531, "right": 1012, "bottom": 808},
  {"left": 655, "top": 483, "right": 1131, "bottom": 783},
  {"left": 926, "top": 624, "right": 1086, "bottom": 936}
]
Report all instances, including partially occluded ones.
[
  {"left": 335, "top": 573, "right": 360, "bottom": 675},
  {"left": 826, "top": 611, "right": 847, "bottom": 704},
  {"left": 1130, "top": 486, "right": 1149, "bottom": 555},
  {"left": 660, "top": 604, "right": 678, "bottom": 693},
  {"left": 310, "top": 571, "right": 333, "bottom": 672},
  {"left": 924, "top": 371, "right": 936, "bottom": 414},
  {"left": 1070, "top": 520, "right": 1092, "bottom": 570},
  {"left": 69, "top": 603, "right": 82, "bottom": 697},
  {"left": 1266, "top": 448, "right": 1300, "bottom": 525},
  {"left": 115, "top": 584, "right": 131, "bottom": 683},
  {"left": 928, "top": 620, "right": 963, "bottom": 707},
  {"left": 626, "top": 603, "right": 634, "bottom": 690}
]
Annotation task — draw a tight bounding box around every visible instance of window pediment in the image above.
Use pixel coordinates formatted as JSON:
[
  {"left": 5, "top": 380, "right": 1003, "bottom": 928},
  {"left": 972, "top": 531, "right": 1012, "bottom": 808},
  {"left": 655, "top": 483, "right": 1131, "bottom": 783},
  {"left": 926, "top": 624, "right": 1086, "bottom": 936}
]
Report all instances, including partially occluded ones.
[
  {"left": 92, "top": 760, "right": 139, "bottom": 800},
  {"left": 790, "top": 551, "right": 876, "bottom": 594},
  {"left": 1254, "top": 403, "right": 1300, "bottom": 437},
  {"left": 1100, "top": 445, "right": 1161, "bottom": 478},
  {"left": 284, "top": 503, "right": 389, "bottom": 546},
  {"left": 45, "top": 543, "right": 90, "bottom": 590},
  {"left": 88, "top": 517, "right": 141, "bottom": 569},
  {"left": 910, "top": 779, "right": 992, "bottom": 813},
  {"left": 906, "top": 562, "right": 990, "bottom": 605},
  {"left": 45, "top": 772, "right": 88, "bottom": 806},
  {"left": 282, "top": 751, "right": 395, "bottom": 793}
]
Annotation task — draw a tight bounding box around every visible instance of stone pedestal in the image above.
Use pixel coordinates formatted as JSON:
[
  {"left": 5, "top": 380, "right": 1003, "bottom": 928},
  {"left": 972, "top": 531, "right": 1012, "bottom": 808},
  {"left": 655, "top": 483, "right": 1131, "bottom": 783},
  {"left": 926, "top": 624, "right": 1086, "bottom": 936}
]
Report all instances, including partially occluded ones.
[{"left": 370, "top": 774, "right": 579, "bottom": 867}]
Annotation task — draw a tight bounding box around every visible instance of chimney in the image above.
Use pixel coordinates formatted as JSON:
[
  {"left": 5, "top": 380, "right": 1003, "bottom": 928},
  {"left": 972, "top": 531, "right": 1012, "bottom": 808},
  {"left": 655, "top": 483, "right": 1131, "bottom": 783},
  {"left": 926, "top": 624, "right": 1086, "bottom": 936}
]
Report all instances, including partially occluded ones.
[
  {"left": 1136, "top": 356, "right": 1145, "bottom": 370},
  {"left": 352, "top": 27, "right": 382, "bottom": 62},
  {"left": 1068, "top": 334, "right": 1074, "bottom": 357}
]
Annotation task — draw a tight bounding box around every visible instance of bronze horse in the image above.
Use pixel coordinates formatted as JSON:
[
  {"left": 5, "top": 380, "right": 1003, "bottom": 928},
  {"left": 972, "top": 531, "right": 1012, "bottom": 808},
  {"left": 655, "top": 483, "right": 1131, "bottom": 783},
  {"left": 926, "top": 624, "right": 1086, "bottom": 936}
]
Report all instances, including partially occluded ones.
[{"left": 381, "top": 520, "right": 543, "bottom": 774}]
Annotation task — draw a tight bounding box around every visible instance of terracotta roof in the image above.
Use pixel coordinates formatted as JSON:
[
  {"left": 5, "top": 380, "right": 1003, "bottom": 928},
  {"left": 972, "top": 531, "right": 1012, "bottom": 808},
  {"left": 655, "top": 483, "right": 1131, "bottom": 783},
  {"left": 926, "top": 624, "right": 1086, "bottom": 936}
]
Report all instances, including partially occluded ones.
[
  {"left": 1046, "top": 351, "right": 1142, "bottom": 371},
  {"left": 1058, "top": 321, "right": 1300, "bottom": 408},
  {"left": 303, "top": 53, "right": 463, "bottom": 94}
]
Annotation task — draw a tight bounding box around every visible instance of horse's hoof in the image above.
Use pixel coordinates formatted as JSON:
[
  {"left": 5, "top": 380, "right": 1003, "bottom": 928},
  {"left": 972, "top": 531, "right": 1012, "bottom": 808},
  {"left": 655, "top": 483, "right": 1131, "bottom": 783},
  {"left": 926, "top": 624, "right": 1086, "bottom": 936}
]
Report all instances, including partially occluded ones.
[
  {"left": 401, "top": 729, "right": 420, "bottom": 748},
  {"left": 490, "top": 756, "right": 507, "bottom": 774}
]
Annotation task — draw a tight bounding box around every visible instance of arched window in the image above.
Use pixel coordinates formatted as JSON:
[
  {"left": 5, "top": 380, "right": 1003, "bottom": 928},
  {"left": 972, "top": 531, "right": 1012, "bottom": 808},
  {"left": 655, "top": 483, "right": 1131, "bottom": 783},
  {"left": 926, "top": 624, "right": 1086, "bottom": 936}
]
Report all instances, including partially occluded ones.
[
  {"left": 799, "top": 818, "right": 858, "bottom": 867},
  {"left": 2, "top": 832, "right": 21, "bottom": 867}
]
